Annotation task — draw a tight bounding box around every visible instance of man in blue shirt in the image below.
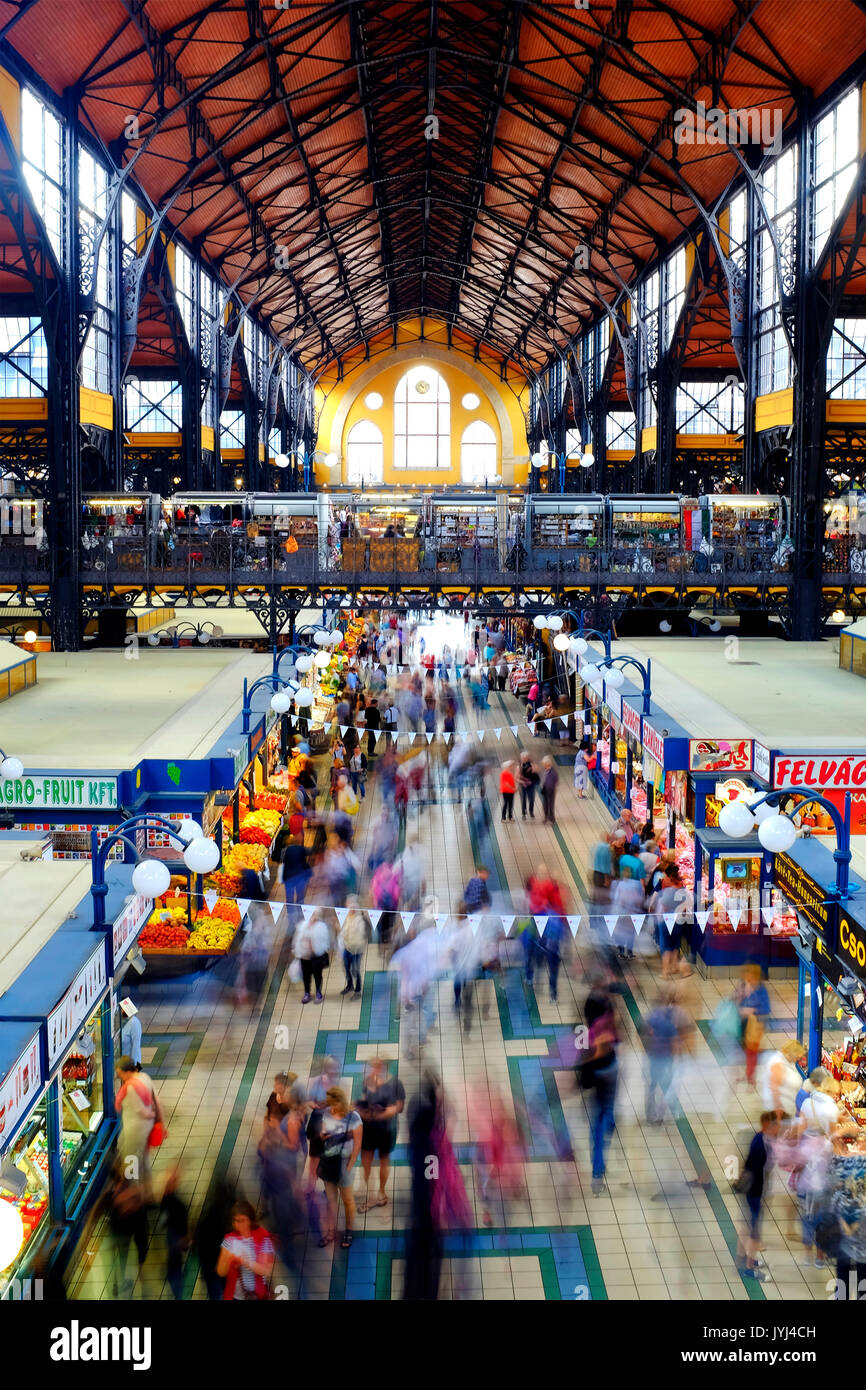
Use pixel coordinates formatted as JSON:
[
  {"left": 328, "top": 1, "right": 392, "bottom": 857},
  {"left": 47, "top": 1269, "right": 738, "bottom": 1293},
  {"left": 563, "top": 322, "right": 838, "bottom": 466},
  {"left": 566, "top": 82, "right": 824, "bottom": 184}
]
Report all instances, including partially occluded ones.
[{"left": 464, "top": 866, "right": 491, "bottom": 914}]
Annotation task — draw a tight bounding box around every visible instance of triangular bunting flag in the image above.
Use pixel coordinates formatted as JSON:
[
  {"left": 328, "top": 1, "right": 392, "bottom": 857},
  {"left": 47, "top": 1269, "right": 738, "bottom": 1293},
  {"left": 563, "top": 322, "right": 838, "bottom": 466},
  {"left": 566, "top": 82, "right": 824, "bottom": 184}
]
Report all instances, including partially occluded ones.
[
  {"left": 334, "top": 907, "right": 348, "bottom": 925},
  {"left": 631, "top": 914, "right": 646, "bottom": 935},
  {"left": 468, "top": 914, "right": 480, "bottom": 935},
  {"left": 761, "top": 906, "right": 775, "bottom": 927},
  {"left": 301, "top": 904, "right": 314, "bottom": 919},
  {"left": 374, "top": 729, "right": 384, "bottom": 743},
  {"left": 529, "top": 722, "right": 536, "bottom": 736},
  {"left": 727, "top": 908, "right": 742, "bottom": 929},
  {"left": 694, "top": 910, "right": 710, "bottom": 933},
  {"left": 604, "top": 914, "right": 619, "bottom": 937},
  {"left": 408, "top": 732, "right": 416, "bottom": 744},
  {"left": 567, "top": 915, "right": 581, "bottom": 937},
  {"left": 435, "top": 914, "right": 449, "bottom": 933},
  {"left": 368, "top": 909, "right": 382, "bottom": 927},
  {"left": 204, "top": 889, "right": 218, "bottom": 912},
  {"left": 534, "top": 915, "right": 548, "bottom": 934},
  {"left": 477, "top": 730, "right": 485, "bottom": 742},
  {"left": 237, "top": 898, "right": 252, "bottom": 919},
  {"left": 544, "top": 719, "right": 554, "bottom": 731},
  {"left": 500, "top": 915, "right": 515, "bottom": 933},
  {"left": 339, "top": 725, "right": 348, "bottom": 737},
  {"left": 268, "top": 901, "right": 282, "bottom": 923},
  {"left": 494, "top": 727, "right": 502, "bottom": 740},
  {"left": 426, "top": 732, "right": 434, "bottom": 743},
  {"left": 510, "top": 725, "right": 519, "bottom": 737},
  {"left": 663, "top": 912, "right": 678, "bottom": 934},
  {"left": 444, "top": 732, "right": 452, "bottom": 744}
]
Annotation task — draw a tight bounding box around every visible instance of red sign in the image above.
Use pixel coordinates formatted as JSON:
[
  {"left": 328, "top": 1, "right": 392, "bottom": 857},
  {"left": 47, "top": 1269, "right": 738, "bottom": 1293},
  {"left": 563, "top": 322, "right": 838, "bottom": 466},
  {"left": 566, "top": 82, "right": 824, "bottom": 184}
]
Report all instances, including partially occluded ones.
[
  {"left": 0, "top": 1030, "right": 41, "bottom": 1147},
  {"left": 643, "top": 723, "right": 665, "bottom": 765},
  {"left": 622, "top": 702, "right": 641, "bottom": 740},
  {"left": 774, "top": 755, "right": 866, "bottom": 790}
]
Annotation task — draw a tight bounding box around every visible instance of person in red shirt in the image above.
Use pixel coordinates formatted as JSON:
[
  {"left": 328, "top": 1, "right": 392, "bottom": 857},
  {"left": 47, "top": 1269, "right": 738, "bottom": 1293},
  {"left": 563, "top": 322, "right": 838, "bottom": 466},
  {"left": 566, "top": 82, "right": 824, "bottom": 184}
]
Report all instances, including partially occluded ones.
[{"left": 499, "top": 761, "right": 517, "bottom": 822}]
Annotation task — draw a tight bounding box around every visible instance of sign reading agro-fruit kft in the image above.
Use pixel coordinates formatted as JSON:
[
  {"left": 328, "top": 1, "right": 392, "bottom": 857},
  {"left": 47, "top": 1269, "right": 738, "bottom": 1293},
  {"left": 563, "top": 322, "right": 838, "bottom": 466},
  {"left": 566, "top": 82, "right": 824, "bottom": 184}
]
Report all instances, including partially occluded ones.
[{"left": 0, "top": 774, "right": 118, "bottom": 810}]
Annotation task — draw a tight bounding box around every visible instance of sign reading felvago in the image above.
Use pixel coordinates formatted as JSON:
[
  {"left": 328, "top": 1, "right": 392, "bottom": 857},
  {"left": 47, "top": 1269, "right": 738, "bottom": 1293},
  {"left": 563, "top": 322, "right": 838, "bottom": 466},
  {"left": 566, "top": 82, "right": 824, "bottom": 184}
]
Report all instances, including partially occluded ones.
[{"left": 0, "top": 773, "right": 118, "bottom": 810}]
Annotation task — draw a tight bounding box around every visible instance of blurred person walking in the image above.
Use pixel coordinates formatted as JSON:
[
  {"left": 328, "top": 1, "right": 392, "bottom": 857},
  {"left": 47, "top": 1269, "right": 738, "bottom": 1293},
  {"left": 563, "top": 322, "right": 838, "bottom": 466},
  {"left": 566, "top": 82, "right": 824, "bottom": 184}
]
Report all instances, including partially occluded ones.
[
  {"left": 318, "top": 1088, "right": 363, "bottom": 1249},
  {"left": 499, "top": 760, "right": 516, "bottom": 822},
  {"left": 540, "top": 756, "right": 559, "bottom": 825},
  {"left": 216, "top": 1201, "right": 275, "bottom": 1300},
  {"left": 578, "top": 986, "right": 620, "bottom": 1194},
  {"left": 735, "top": 1113, "right": 779, "bottom": 1282},
  {"left": 518, "top": 752, "right": 539, "bottom": 820},
  {"left": 339, "top": 896, "right": 371, "bottom": 995},
  {"left": 293, "top": 909, "right": 332, "bottom": 1004},
  {"left": 357, "top": 1058, "right": 406, "bottom": 1213}
]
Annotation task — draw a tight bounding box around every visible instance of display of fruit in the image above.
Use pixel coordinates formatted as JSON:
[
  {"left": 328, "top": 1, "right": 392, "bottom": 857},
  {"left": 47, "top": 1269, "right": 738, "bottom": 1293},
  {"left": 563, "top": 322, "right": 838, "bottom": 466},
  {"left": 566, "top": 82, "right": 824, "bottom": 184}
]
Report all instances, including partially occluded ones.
[
  {"left": 206, "top": 868, "right": 243, "bottom": 895},
  {"left": 196, "top": 897, "right": 241, "bottom": 927},
  {"left": 239, "top": 809, "right": 282, "bottom": 845},
  {"left": 225, "top": 842, "right": 268, "bottom": 871},
  {"left": 140, "top": 919, "right": 191, "bottom": 949},
  {"left": 186, "top": 920, "right": 236, "bottom": 952}
]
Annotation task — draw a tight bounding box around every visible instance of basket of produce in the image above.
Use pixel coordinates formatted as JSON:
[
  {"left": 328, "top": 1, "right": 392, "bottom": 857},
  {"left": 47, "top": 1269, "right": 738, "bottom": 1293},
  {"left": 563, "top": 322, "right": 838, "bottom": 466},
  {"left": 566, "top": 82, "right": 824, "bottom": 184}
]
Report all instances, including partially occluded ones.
[{"left": 239, "top": 809, "right": 282, "bottom": 847}]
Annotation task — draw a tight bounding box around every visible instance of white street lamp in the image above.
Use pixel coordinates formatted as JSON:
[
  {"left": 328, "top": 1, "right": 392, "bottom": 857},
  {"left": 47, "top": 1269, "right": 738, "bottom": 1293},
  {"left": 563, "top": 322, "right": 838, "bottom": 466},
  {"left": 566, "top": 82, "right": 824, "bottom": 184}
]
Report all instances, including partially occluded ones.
[
  {"left": 547, "top": 615, "right": 564, "bottom": 631},
  {"left": 603, "top": 666, "right": 625, "bottom": 689},
  {"left": 757, "top": 814, "right": 798, "bottom": 854},
  {"left": 530, "top": 452, "right": 545, "bottom": 468},
  {"left": 131, "top": 859, "right": 172, "bottom": 899},
  {"left": 718, "top": 800, "right": 755, "bottom": 838},
  {"left": 581, "top": 664, "right": 601, "bottom": 682},
  {"left": 314, "top": 650, "right": 332, "bottom": 669},
  {"left": 183, "top": 837, "right": 221, "bottom": 875},
  {"left": 295, "top": 687, "right": 314, "bottom": 707},
  {"left": 533, "top": 615, "right": 548, "bottom": 630},
  {"left": 175, "top": 819, "right": 203, "bottom": 844},
  {"left": 572, "top": 637, "right": 589, "bottom": 656},
  {"left": 295, "top": 654, "right": 313, "bottom": 674},
  {"left": 580, "top": 448, "right": 595, "bottom": 469},
  {"left": 313, "top": 630, "right": 331, "bottom": 646},
  {"left": 270, "top": 690, "right": 292, "bottom": 714},
  {"left": 553, "top": 632, "right": 571, "bottom": 652},
  {"left": 0, "top": 756, "right": 23, "bottom": 780}
]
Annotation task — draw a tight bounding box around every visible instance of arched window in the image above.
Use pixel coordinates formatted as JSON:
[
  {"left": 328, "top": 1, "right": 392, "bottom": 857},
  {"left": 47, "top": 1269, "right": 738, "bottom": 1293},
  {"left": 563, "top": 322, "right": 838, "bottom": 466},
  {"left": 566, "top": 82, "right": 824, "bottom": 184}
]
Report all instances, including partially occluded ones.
[
  {"left": 460, "top": 420, "right": 497, "bottom": 485},
  {"left": 346, "top": 419, "right": 384, "bottom": 484},
  {"left": 394, "top": 366, "right": 450, "bottom": 469}
]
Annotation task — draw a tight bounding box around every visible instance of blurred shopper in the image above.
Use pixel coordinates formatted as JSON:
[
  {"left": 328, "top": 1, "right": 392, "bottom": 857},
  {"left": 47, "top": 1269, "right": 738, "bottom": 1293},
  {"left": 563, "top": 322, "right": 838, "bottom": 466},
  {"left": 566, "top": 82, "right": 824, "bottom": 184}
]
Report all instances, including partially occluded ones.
[
  {"left": 216, "top": 1201, "right": 275, "bottom": 1300},
  {"left": 357, "top": 1058, "right": 406, "bottom": 1213},
  {"left": 318, "top": 1088, "right": 363, "bottom": 1250},
  {"left": 339, "top": 895, "right": 371, "bottom": 995},
  {"left": 643, "top": 989, "right": 689, "bottom": 1124},
  {"left": 579, "top": 984, "right": 620, "bottom": 1194},
  {"left": 737, "top": 964, "right": 771, "bottom": 1087},
  {"left": 115, "top": 1055, "right": 163, "bottom": 1192},
  {"left": 293, "top": 909, "right": 332, "bottom": 1004},
  {"left": 540, "top": 756, "right": 559, "bottom": 825},
  {"left": 736, "top": 1113, "right": 779, "bottom": 1282},
  {"left": 280, "top": 833, "right": 310, "bottom": 907},
  {"left": 160, "top": 1166, "right": 190, "bottom": 1300},
  {"left": 518, "top": 752, "right": 539, "bottom": 819},
  {"left": 499, "top": 760, "right": 516, "bottom": 822},
  {"left": 403, "top": 1072, "right": 443, "bottom": 1300},
  {"left": 194, "top": 1177, "right": 236, "bottom": 1301}
]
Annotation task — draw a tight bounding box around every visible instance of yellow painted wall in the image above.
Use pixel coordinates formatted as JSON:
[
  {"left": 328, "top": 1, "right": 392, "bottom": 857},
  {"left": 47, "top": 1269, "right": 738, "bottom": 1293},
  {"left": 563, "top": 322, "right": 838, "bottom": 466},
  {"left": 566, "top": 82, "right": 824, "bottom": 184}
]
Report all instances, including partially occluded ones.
[
  {"left": 0, "top": 66, "right": 20, "bottom": 151},
  {"left": 640, "top": 425, "right": 657, "bottom": 452},
  {"left": 201, "top": 426, "right": 215, "bottom": 452},
  {"left": 0, "top": 398, "right": 46, "bottom": 421},
  {"left": 124, "top": 431, "right": 179, "bottom": 447},
  {"left": 335, "top": 359, "right": 500, "bottom": 487},
  {"left": 675, "top": 432, "right": 742, "bottom": 449},
  {"left": 80, "top": 387, "right": 113, "bottom": 430},
  {"left": 315, "top": 318, "right": 529, "bottom": 486},
  {"left": 826, "top": 398, "right": 866, "bottom": 423},
  {"left": 755, "top": 387, "right": 794, "bottom": 431}
]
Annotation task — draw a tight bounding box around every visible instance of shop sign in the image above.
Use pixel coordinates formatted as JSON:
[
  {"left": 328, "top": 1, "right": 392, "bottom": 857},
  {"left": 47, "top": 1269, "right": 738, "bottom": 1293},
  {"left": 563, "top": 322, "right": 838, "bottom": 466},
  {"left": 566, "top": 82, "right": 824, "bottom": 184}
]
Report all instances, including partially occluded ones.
[
  {"left": 622, "top": 702, "right": 641, "bottom": 740},
  {"left": 837, "top": 911, "right": 866, "bottom": 982},
  {"left": 643, "top": 723, "right": 665, "bottom": 767},
  {"left": 0, "top": 775, "right": 118, "bottom": 811},
  {"left": 0, "top": 1030, "right": 40, "bottom": 1150},
  {"left": 813, "top": 932, "right": 845, "bottom": 988},
  {"left": 773, "top": 853, "right": 837, "bottom": 937},
  {"left": 111, "top": 895, "right": 151, "bottom": 967},
  {"left": 714, "top": 777, "right": 752, "bottom": 804},
  {"left": 227, "top": 743, "right": 249, "bottom": 787},
  {"left": 643, "top": 751, "right": 663, "bottom": 787},
  {"left": 753, "top": 742, "right": 771, "bottom": 782},
  {"left": 774, "top": 755, "right": 866, "bottom": 790},
  {"left": 603, "top": 687, "right": 621, "bottom": 720},
  {"left": 48, "top": 942, "right": 108, "bottom": 1070},
  {"left": 689, "top": 739, "right": 752, "bottom": 774}
]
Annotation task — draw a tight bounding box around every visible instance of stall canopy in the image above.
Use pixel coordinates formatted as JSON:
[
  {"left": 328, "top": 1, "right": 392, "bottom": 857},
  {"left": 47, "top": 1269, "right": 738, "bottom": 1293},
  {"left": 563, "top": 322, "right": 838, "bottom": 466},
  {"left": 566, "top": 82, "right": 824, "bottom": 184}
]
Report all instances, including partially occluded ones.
[
  {"left": 0, "top": 933, "right": 109, "bottom": 1074},
  {"left": 0, "top": 1019, "right": 43, "bottom": 1153}
]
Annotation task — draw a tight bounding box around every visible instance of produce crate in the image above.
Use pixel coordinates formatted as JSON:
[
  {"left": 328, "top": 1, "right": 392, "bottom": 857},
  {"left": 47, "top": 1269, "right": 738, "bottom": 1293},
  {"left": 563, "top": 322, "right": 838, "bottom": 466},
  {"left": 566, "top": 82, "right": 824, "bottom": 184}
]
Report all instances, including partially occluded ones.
[{"left": 141, "top": 920, "right": 242, "bottom": 977}]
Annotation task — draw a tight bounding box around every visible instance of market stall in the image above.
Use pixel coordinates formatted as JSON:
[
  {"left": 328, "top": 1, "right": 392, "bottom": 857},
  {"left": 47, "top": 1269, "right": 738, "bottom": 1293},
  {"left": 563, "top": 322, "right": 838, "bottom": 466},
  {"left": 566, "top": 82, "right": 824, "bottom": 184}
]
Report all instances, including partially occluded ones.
[
  {"left": 526, "top": 496, "right": 604, "bottom": 571},
  {"left": 698, "top": 494, "right": 789, "bottom": 570},
  {"left": 607, "top": 496, "right": 687, "bottom": 574},
  {"left": 0, "top": 913, "right": 113, "bottom": 1294}
]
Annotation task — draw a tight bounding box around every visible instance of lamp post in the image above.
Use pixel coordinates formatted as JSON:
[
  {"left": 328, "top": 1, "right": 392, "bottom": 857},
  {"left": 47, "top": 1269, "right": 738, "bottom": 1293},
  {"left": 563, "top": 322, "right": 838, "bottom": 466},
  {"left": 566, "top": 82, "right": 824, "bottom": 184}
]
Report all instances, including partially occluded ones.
[
  {"left": 719, "top": 787, "right": 853, "bottom": 1071},
  {"left": 586, "top": 654, "right": 653, "bottom": 715},
  {"left": 0, "top": 749, "right": 24, "bottom": 780}
]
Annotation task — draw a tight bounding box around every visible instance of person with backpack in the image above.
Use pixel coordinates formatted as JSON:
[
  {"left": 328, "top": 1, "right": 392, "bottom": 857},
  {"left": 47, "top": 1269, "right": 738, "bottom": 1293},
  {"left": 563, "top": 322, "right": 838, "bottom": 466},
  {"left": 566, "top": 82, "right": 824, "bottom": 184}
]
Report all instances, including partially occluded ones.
[{"left": 339, "top": 896, "right": 371, "bottom": 995}]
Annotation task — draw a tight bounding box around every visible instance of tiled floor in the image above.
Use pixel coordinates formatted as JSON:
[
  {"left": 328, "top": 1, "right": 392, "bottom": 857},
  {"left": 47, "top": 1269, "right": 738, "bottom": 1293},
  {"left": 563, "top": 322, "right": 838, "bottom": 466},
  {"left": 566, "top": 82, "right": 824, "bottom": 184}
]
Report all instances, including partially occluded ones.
[{"left": 66, "top": 648, "right": 826, "bottom": 1301}]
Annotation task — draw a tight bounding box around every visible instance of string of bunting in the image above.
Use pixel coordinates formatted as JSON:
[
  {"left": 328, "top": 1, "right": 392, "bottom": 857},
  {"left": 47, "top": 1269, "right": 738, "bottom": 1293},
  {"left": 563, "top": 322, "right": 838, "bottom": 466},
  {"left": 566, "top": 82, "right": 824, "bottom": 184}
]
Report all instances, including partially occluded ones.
[
  {"left": 288, "top": 714, "right": 575, "bottom": 742},
  {"left": 230, "top": 901, "right": 788, "bottom": 937}
]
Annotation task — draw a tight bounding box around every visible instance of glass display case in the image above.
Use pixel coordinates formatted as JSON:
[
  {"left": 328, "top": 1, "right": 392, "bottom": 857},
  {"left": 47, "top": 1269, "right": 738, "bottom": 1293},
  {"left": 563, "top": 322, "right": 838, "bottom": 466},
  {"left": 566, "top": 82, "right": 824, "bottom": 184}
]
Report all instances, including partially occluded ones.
[
  {"left": 699, "top": 494, "right": 788, "bottom": 570},
  {"left": 527, "top": 496, "right": 604, "bottom": 571},
  {"left": 824, "top": 492, "right": 866, "bottom": 575},
  {"left": 608, "top": 496, "right": 683, "bottom": 574}
]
